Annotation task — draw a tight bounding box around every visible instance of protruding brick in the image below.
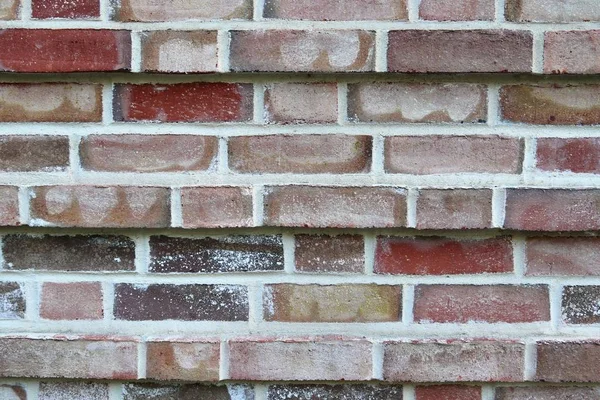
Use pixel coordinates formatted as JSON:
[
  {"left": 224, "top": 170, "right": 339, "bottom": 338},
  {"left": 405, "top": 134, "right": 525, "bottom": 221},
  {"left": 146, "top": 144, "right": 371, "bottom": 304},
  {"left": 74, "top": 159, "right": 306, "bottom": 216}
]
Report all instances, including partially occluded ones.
[
  {"left": 0, "top": 136, "right": 69, "bottom": 172},
  {"left": 387, "top": 30, "right": 533, "bottom": 73},
  {"left": 230, "top": 30, "right": 375, "bottom": 72},
  {"left": 264, "top": 83, "right": 338, "bottom": 124},
  {"left": 264, "top": 186, "right": 406, "bottom": 228},
  {"left": 536, "top": 341, "right": 600, "bottom": 382},
  {"left": 544, "top": 31, "right": 600, "bottom": 74},
  {"left": 562, "top": 286, "right": 600, "bottom": 324},
  {"left": 506, "top": 0, "right": 600, "bottom": 22},
  {"left": 181, "top": 187, "right": 253, "bottom": 228},
  {"left": 417, "top": 189, "right": 492, "bottom": 229},
  {"left": 384, "top": 341, "right": 525, "bottom": 382},
  {"left": 295, "top": 234, "right": 364, "bottom": 273},
  {"left": 116, "top": 0, "right": 252, "bottom": 21},
  {"left": 0, "top": 385, "right": 26, "bottom": 400},
  {"left": 536, "top": 138, "right": 600, "bottom": 173},
  {"left": 526, "top": 237, "right": 600, "bottom": 276},
  {"left": 141, "top": 31, "right": 218, "bottom": 73},
  {"left": 32, "top": 0, "right": 100, "bottom": 18},
  {"left": 40, "top": 282, "right": 103, "bottom": 320},
  {"left": 268, "top": 385, "right": 404, "bottom": 400},
  {"left": 416, "top": 385, "right": 481, "bottom": 400},
  {"left": 30, "top": 186, "right": 171, "bottom": 228},
  {"left": 123, "top": 384, "right": 253, "bottom": 400},
  {"left": 496, "top": 386, "right": 600, "bottom": 399},
  {"left": 39, "top": 382, "right": 108, "bottom": 400},
  {"left": 264, "top": 0, "right": 406, "bottom": 20},
  {"left": 0, "top": 282, "right": 25, "bottom": 319},
  {"left": 80, "top": 135, "right": 218, "bottom": 173},
  {"left": 0, "top": 186, "right": 19, "bottom": 226},
  {"left": 229, "top": 135, "right": 371, "bottom": 174},
  {"left": 0, "top": 0, "right": 18, "bottom": 19},
  {"left": 114, "top": 83, "right": 253, "bottom": 123},
  {"left": 146, "top": 341, "right": 220, "bottom": 381},
  {"left": 229, "top": 339, "right": 372, "bottom": 381},
  {"left": 419, "top": 0, "right": 494, "bottom": 20},
  {"left": 264, "top": 284, "right": 401, "bottom": 322},
  {"left": 114, "top": 284, "right": 248, "bottom": 321}
]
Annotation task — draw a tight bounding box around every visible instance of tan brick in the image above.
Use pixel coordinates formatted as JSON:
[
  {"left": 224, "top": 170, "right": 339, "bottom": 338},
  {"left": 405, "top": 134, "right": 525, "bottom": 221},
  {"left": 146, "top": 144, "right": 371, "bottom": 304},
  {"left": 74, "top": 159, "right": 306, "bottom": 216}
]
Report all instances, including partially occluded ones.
[
  {"left": 146, "top": 341, "right": 220, "bottom": 381},
  {"left": 419, "top": 0, "right": 494, "bottom": 20},
  {"left": 0, "top": 0, "right": 19, "bottom": 19},
  {"left": 264, "top": 0, "right": 406, "bottom": 20},
  {"left": 416, "top": 189, "right": 493, "bottom": 229},
  {"left": 116, "top": 0, "right": 252, "bottom": 21},
  {"left": 526, "top": 237, "right": 600, "bottom": 276},
  {"left": 40, "top": 282, "right": 103, "bottom": 320},
  {"left": 181, "top": 187, "right": 253, "bottom": 228},
  {"left": 265, "top": 83, "right": 338, "bottom": 124},
  {"left": 141, "top": 31, "right": 218, "bottom": 73}
]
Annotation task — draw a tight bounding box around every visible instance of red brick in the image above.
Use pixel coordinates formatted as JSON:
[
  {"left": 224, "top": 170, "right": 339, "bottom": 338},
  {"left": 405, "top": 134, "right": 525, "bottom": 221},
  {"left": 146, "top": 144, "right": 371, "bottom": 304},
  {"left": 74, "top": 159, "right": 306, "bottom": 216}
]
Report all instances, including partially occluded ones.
[
  {"left": 181, "top": 187, "right": 253, "bottom": 228},
  {"left": 536, "top": 341, "right": 600, "bottom": 382},
  {"left": 526, "top": 237, "right": 600, "bottom": 276},
  {"left": 387, "top": 30, "right": 533, "bottom": 73},
  {"left": 146, "top": 341, "right": 220, "bottom": 381},
  {"left": 544, "top": 31, "right": 600, "bottom": 74},
  {"left": 40, "top": 282, "right": 103, "bottom": 320},
  {"left": 536, "top": 138, "right": 600, "bottom": 173},
  {"left": 506, "top": 0, "right": 600, "bottom": 22},
  {"left": 230, "top": 30, "right": 375, "bottom": 72},
  {"left": 416, "top": 189, "right": 492, "bottom": 229},
  {"left": 264, "top": 0, "right": 406, "bottom": 20},
  {"left": 384, "top": 341, "right": 525, "bottom": 382},
  {"left": 0, "top": 186, "right": 19, "bottom": 226},
  {"left": 414, "top": 284, "right": 550, "bottom": 323},
  {"left": 264, "top": 186, "right": 406, "bottom": 228},
  {"left": 116, "top": 0, "right": 252, "bottom": 21},
  {"left": 0, "top": 136, "right": 69, "bottom": 172},
  {"left": 39, "top": 382, "right": 108, "bottom": 400},
  {"left": 0, "top": 385, "right": 26, "bottom": 400},
  {"left": 496, "top": 387, "right": 600, "bottom": 399},
  {"left": 268, "top": 385, "right": 403, "bottom": 399},
  {"left": 295, "top": 234, "right": 365, "bottom": 273},
  {"left": 114, "top": 83, "right": 253, "bottom": 123},
  {"left": 0, "top": 0, "right": 18, "bottom": 19},
  {"left": 562, "top": 286, "right": 600, "bottom": 324},
  {"left": 0, "top": 30, "right": 130, "bottom": 72},
  {"left": 419, "top": 0, "right": 493, "bottom": 20},
  {"left": 264, "top": 83, "right": 338, "bottom": 124},
  {"left": 375, "top": 236, "right": 513, "bottom": 275},
  {"left": 80, "top": 135, "right": 218, "bottom": 173},
  {"left": 32, "top": 0, "right": 99, "bottom": 18},
  {"left": 141, "top": 30, "right": 218, "bottom": 73},
  {"left": 228, "top": 339, "right": 372, "bottom": 381},
  {"left": 416, "top": 385, "right": 481, "bottom": 400},
  {"left": 0, "top": 282, "right": 25, "bottom": 319},
  {"left": 229, "top": 135, "right": 371, "bottom": 174}
]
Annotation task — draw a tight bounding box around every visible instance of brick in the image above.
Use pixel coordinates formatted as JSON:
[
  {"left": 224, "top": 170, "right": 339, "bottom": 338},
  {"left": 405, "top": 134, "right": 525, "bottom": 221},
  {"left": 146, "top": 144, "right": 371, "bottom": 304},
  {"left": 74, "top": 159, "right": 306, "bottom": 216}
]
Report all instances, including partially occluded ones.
[
  {"left": 39, "top": 382, "right": 108, "bottom": 400},
  {"left": 264, "top": 0, "right": 406, "bottom": 20},
  {"left": 0, "top": 84, "right": 101, "bottom": 122},
  {"left": 383, "top": 341, "right": 525, "bottom": 382},
  {"left": 0, "top": 186, "right": 19, "bottom": 226},
  {"left": 230, "top": 30, "right": 375, "bottom": 72},
  {"left": 0, "top": 136, "right": 69, "bottom": 172},
  {"left": 295, "top": 234, "right": 364, "bottom": 273},
  {"left": 141, "top": 30, "right": 218, "bottom": 73},
  {"left": 0, "top": 0, "right": 18, "bottom": 19},
  {"left": 32, "top": 0, "right": 99, "bottom": 18},
  {"left": 416, "top": 385, "right": 481, "bottom": 400},
  {"left": 264, "top": 284, "right": 401, "bottom": 322},
  {"left": 116, "top": 0, "right": 252, "bottom": 21},
  {"left": 0, "top": 385, "right": 26, "bottom": 400},
  {"left": 506, "top": 0, "right": 600, "bottom": 22},
  {"left": 267, "top": 385, "right": 403, "bottom": 400},
  {"left": 181, "top": 187, "right": 253, "bottom": 228},
  {"left": 348, "top": 83, "right": 487, "bottom": 123},
  {"left": 123, "top": 384, "right": 254, "bottom": 400},
  {"left": 505, "top": 189, "right": 600, "bottom": 231},
  {"left": 0, "top": 282, "right": 25, "bottom": 319},
  {"left": 0, "top": 338, "right": 137, "bottom": 379},
  {"left": 264, "top": 186, "right": 407, "bottom": 228},
  {"left": 376, "top": 236, "right": 513, "bottom": 275},
  {"left": 416, "top": 189, "right": 493, "bottom": 229},
  {"left": 146, "top": 341, "right": 220, "bottom": 381},
  {"left": 496, "top": 386, "right": 600, "bottom": 399},
  {"left": 536, "top": 138, "right": 600, "bottom": 173},
  {"left": 0, "top": 30, "right": 129, "bottom": 72},
  {"left": 80, "top": 135, "right": 218, "bottom": 173},
  {"left": 30, "top": 186, "right": 171, "bottom": 228},
  {"left": 40, "top": 282, "right": 103, "bottom": 320},
  {"left": 500, "top": 85, "right": 600, "bottom": 125},
  {"left": 114, "top": 284, "right": 248, "bottom": 321},
  {"left": 149, "top": 235, "right": 283, "bottom": 273},
  {"left": 387, "top": 30, "right": 532, "bottom": 73},
  {"left": 229, "top": 339, "right": 372, "bottom": 381},
  {"left": 544, "top": 31, "right": 600, "bottom": 74},
  {"left": 414, "top": 284, "right": 550, "bottom": 323},
  {"left": 419, "top": 0, "right": 493, "bottom": 20},
  {"left": 3, "top": 234, "right": 135, "bottom": 272},
  {"left": 264, "top": 83, "right": 338, "bottom": 124},
  {"left": 536, "top": 341, "right": 600, "bottom": 382},
  {"left": 229, "top": 135, "right": 371, "bottom": 174},
  {"left": 114, "top": 83, "right": 253, "bottom": 123},
  {"left": 562, "top": 286, "right": 600, "bottom": 324},
  {"left": 385, "top": 136, "right": 523, "bottom": 174},
  {"left": 526, "top": 237, "right": 600, "bottom": 276}
]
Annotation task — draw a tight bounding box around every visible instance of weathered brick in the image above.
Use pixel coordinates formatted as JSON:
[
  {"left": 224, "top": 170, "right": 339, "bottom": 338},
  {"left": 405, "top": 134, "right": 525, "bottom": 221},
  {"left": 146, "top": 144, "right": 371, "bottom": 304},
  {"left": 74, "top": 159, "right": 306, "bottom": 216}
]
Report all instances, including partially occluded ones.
[
  {"left": 536, "top": 138, "right": 600, "bottom": 173},
  {"left": 416, "top": 189, "right": 492, "bottom": 229},
  {"left": 40, "top": 282, "right": 103, "bottom": 320},
  {"left": 230, "top": 30, "right": 375, "bottom": 72},
  {"left": 267, "top": 385, "right": 403, "bottom": 400},
  {"left": 0, "top": 338, "right": 137, "bottom": 379},
  {"left": 229, "top": 135, "right": 371, "bottom": 174},
  {"left": 348, "top": 83, "right": 487, "bottom": 123},
  {"left": 116, "top": 0, "right": 252, "bottom": 21},
  {"left": 0, "top": 385, "right": 26, "bottom": 400},
  {"left": 264, "top": 83, "right": 338, "bottom": 124},
  {"left": 264, "top": 0, "right": 406, "bottom": 20},
  {"left": 32, "top": 0, "right": 99, "bottom": 18},
  {"left": 536, "top": 341, "right": 600, "bottom": 382},
  {"left": 0, "top": 30, "right": 130, "bottom": 72},
  {"left": 114, "top": 83, "right": 253, "bottom": 123},
  {"left": 0, "top": 282, "right": 25, "bottom": 319},
  {"left": 0, "top": 0, "right": 18, "bottom": 19},
  {"left": 39, "top": 382, "right": 108, "bottom": 400},
  {"left": 30, "top": 186, "right": 171, "bottom": 228},
  {"left": 496, "top": 386, "right": 600, "bottom": 399},
  {"left": 419, "top": 0, "right": 494, "bottom": 20},
  {"left": 229, "top": 339, "right": 372, "bottom": 381},
  {"left": 416, "top": 385, "right": 481, "bottom": 400},
  {"left": 149, "top": 235, "right": 283, "bottom": 273},
  {"left": 0, "top": 136, "right": 69, "bottom": 172},
  {"left": 3, "top": 234, "right": 135, "bottom": 272},
  {"left": 0, "top": 186, "right": 19, "bottom": 226},
  {"left": 384, "top": 341, "right": 525, "bottom": 382},
  {"left": 264, "top": 284, "right": 401, "bottom": 322},
  {"left": 123, "top": 384, "right": 253, "bottom": 400},
  {"left": 141, "top": 31, "right": 218, "bottom": 73},
  {"left": 114, "top": 284, "right": 248, "bottom": 321},
  {"left": 295, "top": 234, "right": 364, "bottom": 273},
  {"left": 562, "top": 286, "right": 600, "bottom": 324},
  {"left": 385, "top": 136, "right": 523, "bottom": 174},
  {"left": 0, "top": 84, "right": 102, "bottom": 122},
  {"left": 526, "top": 237, "right": 600, "bottom": 276},
  {"left": 146, "top": 341, "right": 220, "bottom": 381},
  {"left": 264, "top": 186, "right": 407, "bottom": 228},
  {"left": 414, "top": 284, "right": 550, "bottom": 323},
  {"left": 544, "top": 31, "right": 600, "bottom": 74},
  {"left": 181, "top": 187, "right": 253, "bottom": 228},
  {"left": 506, "top": 0, "right": 600, "bottom": 22},
  {"left": 80, "top": 135, "right": 218, "bottom": 173},
  {"left": 387, "top": 30, "right": 533, "bottom": 73}
]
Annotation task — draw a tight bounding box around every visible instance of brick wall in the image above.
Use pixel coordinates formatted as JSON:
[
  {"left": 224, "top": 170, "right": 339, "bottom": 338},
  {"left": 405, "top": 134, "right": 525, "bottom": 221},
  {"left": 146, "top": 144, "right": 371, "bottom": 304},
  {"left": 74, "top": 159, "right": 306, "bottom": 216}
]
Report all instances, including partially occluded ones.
[{"left": 1, "top": 0, "right": 600, "bottom": 399}]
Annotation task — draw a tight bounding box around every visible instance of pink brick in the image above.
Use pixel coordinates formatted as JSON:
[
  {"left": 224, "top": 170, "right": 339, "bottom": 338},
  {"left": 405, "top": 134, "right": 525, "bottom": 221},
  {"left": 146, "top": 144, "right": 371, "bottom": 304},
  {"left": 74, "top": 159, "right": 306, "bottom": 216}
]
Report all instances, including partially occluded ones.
[
  {"left": 146, "top": 341, "right": 220, "bottom": 381},
  {"left": 116, "top": 0, "right": 252, "bottom": 21},
  {"left": 141, "top": 30, "right": 218, "bottom": 73},
  {"left": 181, "top": 187, "right": 253, "bottom": 228},
  {"left": 526, "top": 237, "right": 600, "bottom": 276},
  {"left": 536, "top": 138, "right": 600, "bottom": 173},
  {"left": 0, "top": 186, "right": 19, "bottom": 226},
  {"left": 416, "top": 189, "right": 492, "bottom": 229},
  {"left": 545, "top": 31, "right": 600, "bottom": 74},
  {"left": 40, "top": 282, "right": 103, "bottom": 320},
  {"left": 419, "top": 0, "right": 494, "bottom": 20},
  {"left": 263, "top": 0, "right": 407, "bottom": 20},
  {"left": 264, "top": 83, "right": 338, "bottom": 124}
]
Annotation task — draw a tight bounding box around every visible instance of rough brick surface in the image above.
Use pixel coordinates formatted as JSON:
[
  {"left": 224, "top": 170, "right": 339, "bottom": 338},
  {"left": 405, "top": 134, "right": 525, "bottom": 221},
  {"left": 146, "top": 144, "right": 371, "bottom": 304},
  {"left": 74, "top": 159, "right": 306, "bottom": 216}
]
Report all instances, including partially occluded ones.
[
  {"left": 181, "top": 187, "right": 253, "bottom": 228},
  {"left": 267, "top": 385, "right": 404, "bottom": 399},
  {"left": 536, "top": 138, "right": 600, "bottom": 173},
  {"left": 496, "top": 387, "right": 600, "bottom": 399},
  {"left": 0, "top": 186, "right": 19, "bottom": 226},
  {"left": 146, "top": 341, "right": 220, "bottom": 381},
  {"left": 264, "top": 0, "right": 407, "bottom": 20},
  {"left": 526, "top": 237, "right": 600, "bottom": 276},
  {"left": 0, "top": 282, "right": 25, "bottom": 319},
  {"left": 536, "top": 341, "right": 600, "bottom": 382},
  {"left": 0, "top": 385, "right": 26, "bottom": 400},
  {"left": 141, "top": 30, "right": 218, "bottom": 73},
  {"left": 0, "top": 0, "right": 18, "bottom": 19},
  {"left": 506, "top": 0, "right": 600, "bottom": 22},
  {"left": 116, "top": 0, "right": 252, "bottom": 21},
  {"left": 544, "top": 31, "right": 600, "bottom": 74},
  {"left": 295, "top": 234, "right": 365, "bottom": 273},
  {"left": 264, "top": 83, "right": 338, "bottom": 124},
  {"left": 419, "top": 0, "right": 494, "bottom": 20},
  {"left": 32, "top": 0, "right": 100, "bottom": 18},
  {"left": 39, "top": 382, "right": 108, "bottom": 400},
  {"left": 40, "top": 282, "right": 103, "bottom": 320},
  {"left": 416, "top": 385, "right": 481, "bottom": 400},
  {"left": 562, "top": 286, "right": 600, "bottom": 324},
  {"left": 123, "top": 384, "right": 254, "bottom": 400},
  {"left": 0, "top": 136, "right": 68, "bottom": 172},
  {"left": 416, "top": 189, "right": 493, "bottom": 229}
]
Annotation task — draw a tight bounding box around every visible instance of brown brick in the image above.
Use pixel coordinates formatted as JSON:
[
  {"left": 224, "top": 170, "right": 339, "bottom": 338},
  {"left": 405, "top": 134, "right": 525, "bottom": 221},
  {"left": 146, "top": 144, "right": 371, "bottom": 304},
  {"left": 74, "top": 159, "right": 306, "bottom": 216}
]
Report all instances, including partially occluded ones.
[
  {"left": 264, "top": 284, "right": 401, "bottom": 322},
  {"left": 264, "top": 186, "right": 407, "bottom": 228},
  {"left": 545, "top": 31, "right": 600, "bottom": 74},
  {"left": 416, "top": 385, "right": 481, "bottom": 400},
  {"left": 526, "top": 237, "right": 600, "bottom": 276},
  {"left": 39, "top": 382, "right": 108, "bottom": 400},
  {"left": 384, "top": 341, "right": 525, "bottom": 382},
  {"left": 267, "top": 385, "right": 403, "bottom": 399},
  {"left": 419, "top": 0, "right": 493, "bottom": 20},
  {"left": 264, "top": 0, "right": 406, "bottom": 20},
  {"left": 536, "top": 341, "right": 600, "bottom": 382},
  {"left": 0, "top": 282, "right": 25, "bottom": 319},
  {"left": 3, "top": 234, "right": 135, "bottom": 272},
  {"left": 496, "top": 386, "right": 600, "bottom": 399},
  {"left": 562, "top": 286, "right": 600, "bottom": 324},
  {"left": 116, "top": 0, "right": 252, "bottom": 21},
  {"left": 80, "top": 135, "right": 218, "bottom": 173},
  {"left": 536, "top": 138, "right": 600, "bottom": 173},
  {"left": 229, "top": 135, "right": 371, "bottom": 174},
  {"left": 114, "top": 284, "right": 248, "bottom": 321},
  {"left": 30, "top": 186, "right": 171, "bottom": 228},
  {"left": 40, "top": 282, "right": 103, "bottom": 320},
  {"left": 230, "top": 30, "right": 375, "bottom": 72},
  {"left": 0, "top": 385, "right": 26, "bottom": 400},
  {"left": 0, "top": 136, "right": 69, "bottom": 172},
  {"left": 295, "top": 234, "right": 364, "bottom": 273},
  {"left": 506, "top": 0, "right": 600, "bottom": 22},
  {"left": 146, "top": 341, "right": 220, "bottom": 381},
  {"left": 387, "top": 30, "right": 533, "bottom": 73},
  {"left": 149, "top": 235, "right": 283, "bottom": 273},
  {"left": 181, "top": 187, "right": 253, "bottom": 228},
  {"left": 141, "top": 30, "right": 218, "bottom": 73},
  {"left": 264, "top": 83, "right": 338, "bottom": 124},
  {"left": 33, "top": 0, "right": 99, "bottom": 18},
  {"left": 123, "top": 384, "right": 253, "bottom": 400},
  {"left": 0, "top": 0, "right": 19, "bottom": 19},
  {"left": 417, "top": 189, "right": 492, "bottom": 229},
  {"left": 0, "top": 186, "right": 19, "bottom": 226}
]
